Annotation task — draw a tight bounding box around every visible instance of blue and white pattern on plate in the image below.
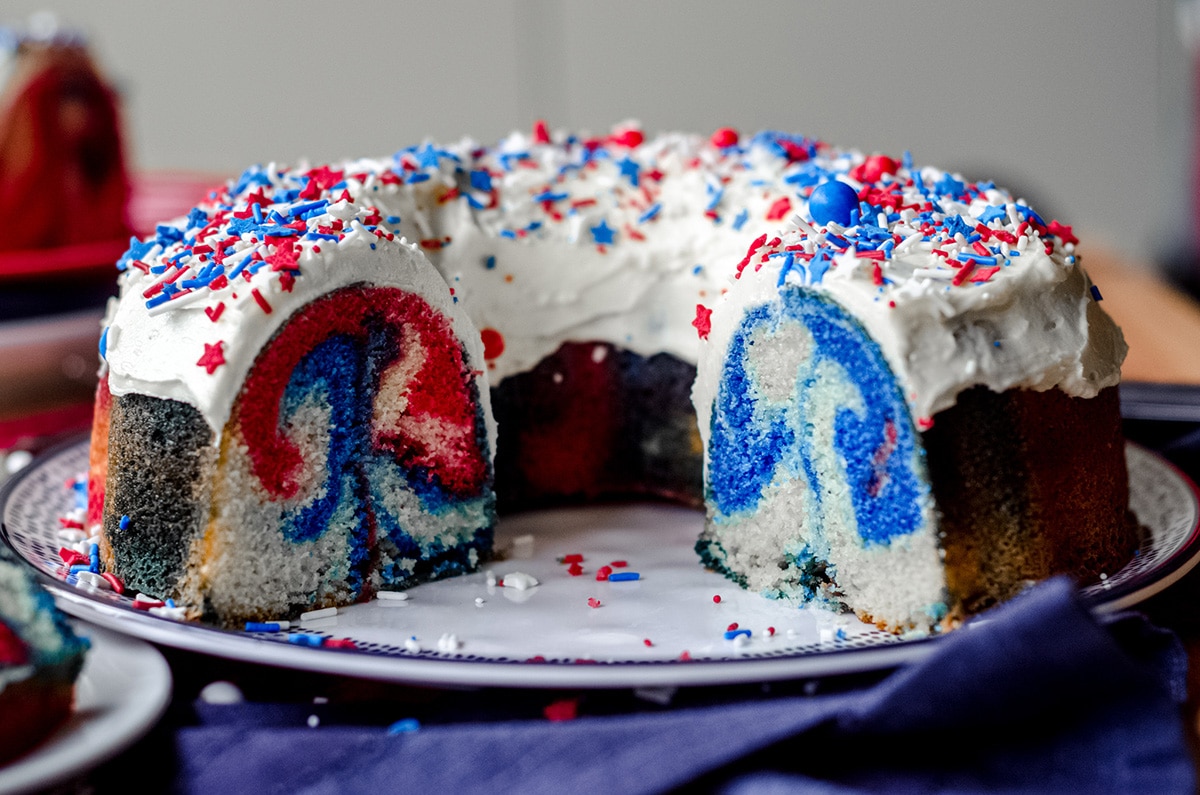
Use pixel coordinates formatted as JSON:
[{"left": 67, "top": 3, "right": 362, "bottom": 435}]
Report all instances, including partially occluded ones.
[{"left": 1, "top": 438, "right": 1196, "bottom": 689}]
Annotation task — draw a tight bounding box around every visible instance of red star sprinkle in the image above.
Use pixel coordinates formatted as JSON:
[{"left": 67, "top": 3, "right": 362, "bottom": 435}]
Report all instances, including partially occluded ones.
[
  {"left": 305, "top": 165, "right": 345, "bottom": 192},
  {"left": 197, "top": 341, "right": 226, "bottom": 374},
  {"left": 266, "top": 240, "right": 299, "bottom": 273},
  {"left": 1046, "top": 220, "right": 1078, "bottom": 246}
]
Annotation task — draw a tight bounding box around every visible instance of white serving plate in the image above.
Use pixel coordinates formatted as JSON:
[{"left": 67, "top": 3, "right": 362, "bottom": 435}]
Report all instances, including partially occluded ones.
[{"left": 2, "top": 440, "right": 1196, "bottom": 689}]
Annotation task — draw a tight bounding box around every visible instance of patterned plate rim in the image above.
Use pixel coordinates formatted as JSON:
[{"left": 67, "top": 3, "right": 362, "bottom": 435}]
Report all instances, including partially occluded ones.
[{"left": 2, "top": 435, "right": 1196, "bottom": 689}]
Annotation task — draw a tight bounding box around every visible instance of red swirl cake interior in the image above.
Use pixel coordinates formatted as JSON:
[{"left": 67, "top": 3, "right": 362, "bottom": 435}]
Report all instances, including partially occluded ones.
[{"left": 91, "top": 194, "right": 495, "bottom": 625}]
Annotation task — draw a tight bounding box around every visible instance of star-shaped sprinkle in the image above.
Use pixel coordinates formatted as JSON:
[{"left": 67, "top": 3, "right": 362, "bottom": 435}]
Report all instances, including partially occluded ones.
[
  {"left": 977, "top": 205, "right": 1007, "bottom": 225},
  {"left": 266, "top": 240, "right": 299, "bottom": 273},
  {"left": 306, "top": 165, "right": 345, "bottom": 192},
  {"left": 416, "top": 143, "right": 442, "bottom": 169},
  {"left": 590, "top": 219, "right": 616, "bottom": 246},
  {"left": 186, "top": 207, "right": 209, "bottom": 230},
  {"left": 197, "top": 341, "right": 226, "bottom": 375},
  {"left": 1046, "top": 220, "right": 1078, "bottom": 246}
]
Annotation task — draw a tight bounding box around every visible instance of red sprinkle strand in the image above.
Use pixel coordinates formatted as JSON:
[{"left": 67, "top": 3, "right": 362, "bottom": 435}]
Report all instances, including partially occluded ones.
[
  {"left": 765, "top": 196, "right": 792, "bottom": 221},
  {"left": 251, "top": 288, "right": 273, "bottom": 314},
  {"left": 736, "top": 234, "right": 769, "bottom": 277}
]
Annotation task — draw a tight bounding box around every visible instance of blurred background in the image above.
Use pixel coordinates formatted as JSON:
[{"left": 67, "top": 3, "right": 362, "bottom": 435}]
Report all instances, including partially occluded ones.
[{"left": 4, "top": 0, "right": 1200, "bottom": 458}]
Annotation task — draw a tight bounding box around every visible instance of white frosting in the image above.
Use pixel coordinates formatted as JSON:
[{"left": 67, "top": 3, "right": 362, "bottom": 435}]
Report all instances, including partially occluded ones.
[
  {"left": 103, "top": 125, "right": 1124, "bottom": 448},
  {"left": 102, "top": 192, "right": 494, "bottom": 450},
  {"left": 694, "top": 163, "right": 1126, "bottom": 439},
  {"left": 280, "top": 130, "right": 819, "bottom": 382}
]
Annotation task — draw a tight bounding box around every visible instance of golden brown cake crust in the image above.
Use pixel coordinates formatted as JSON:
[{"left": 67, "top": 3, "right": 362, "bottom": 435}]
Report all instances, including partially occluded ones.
[{"left": 924, "top": 385, "right": 1139, "bottom": 615}]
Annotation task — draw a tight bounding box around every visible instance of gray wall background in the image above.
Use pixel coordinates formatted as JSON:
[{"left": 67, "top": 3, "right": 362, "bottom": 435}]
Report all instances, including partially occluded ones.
[{"left": 4, "top": 1, "right": 1191, "bottom": 267}]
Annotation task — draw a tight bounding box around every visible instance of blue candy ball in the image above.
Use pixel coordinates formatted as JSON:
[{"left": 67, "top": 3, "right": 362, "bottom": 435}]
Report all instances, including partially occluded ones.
[{"left": 808, "top": 180, "right": 859, "bottom": 227}]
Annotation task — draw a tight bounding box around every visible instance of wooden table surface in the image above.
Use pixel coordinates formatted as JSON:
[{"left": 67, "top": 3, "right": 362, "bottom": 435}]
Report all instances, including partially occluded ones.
[{"left": 1085, "top": 250, "right": 1200, "bottom": 384}]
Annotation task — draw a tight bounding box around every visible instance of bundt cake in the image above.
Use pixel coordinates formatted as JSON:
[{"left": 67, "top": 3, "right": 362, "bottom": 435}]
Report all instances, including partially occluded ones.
[{"left": 89, "top": 123, "right": 1136, "bottom": 631}]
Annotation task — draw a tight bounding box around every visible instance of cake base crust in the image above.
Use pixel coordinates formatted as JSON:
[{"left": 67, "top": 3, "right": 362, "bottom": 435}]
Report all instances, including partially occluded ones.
[{"left": 925, "top": 384, "right": 1140, "bottom": 615}]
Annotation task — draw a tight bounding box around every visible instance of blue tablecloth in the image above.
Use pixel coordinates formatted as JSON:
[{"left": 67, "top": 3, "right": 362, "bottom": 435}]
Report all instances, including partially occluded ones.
[{"left": 164, "top": 576, "right": 1193, "bottom": 794}]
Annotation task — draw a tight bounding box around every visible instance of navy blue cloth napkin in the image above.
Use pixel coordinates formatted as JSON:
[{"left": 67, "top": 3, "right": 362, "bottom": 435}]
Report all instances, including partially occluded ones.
[{"left": 172, "top": 577, "right": 1194, "bottom": 794}]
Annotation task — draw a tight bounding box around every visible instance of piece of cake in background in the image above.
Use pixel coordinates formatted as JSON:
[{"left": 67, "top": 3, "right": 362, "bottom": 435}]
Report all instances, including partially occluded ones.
[
  {"left": 90, "top": 177, "right": 496, "bottom": 626},
  {"left": 693, "top": 152, "right": 1139, "bottom": 633},
  {"left": 0, "top": 16, "right": 139, "bottom": 474},
  {"left": 0, "top": 18, "right": 130, "bottom": 252},
  {"left": 0, "top": 532, "right": 89, "bottom": 765}
]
